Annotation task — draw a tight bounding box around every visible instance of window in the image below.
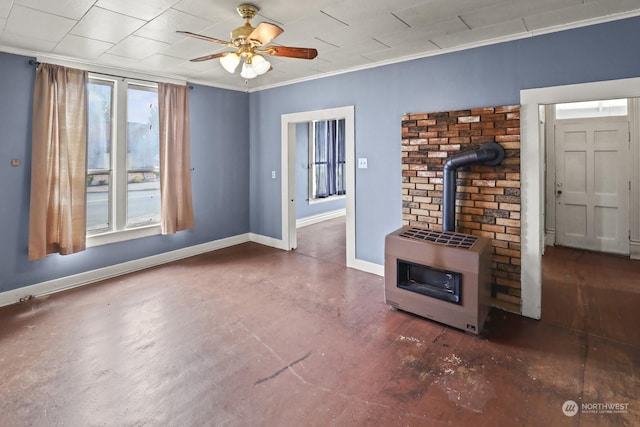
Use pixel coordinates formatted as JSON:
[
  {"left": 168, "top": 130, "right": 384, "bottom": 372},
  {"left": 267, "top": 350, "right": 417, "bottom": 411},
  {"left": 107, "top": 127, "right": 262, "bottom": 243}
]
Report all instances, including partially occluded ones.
[
  {"left": 555, "top": 98, "right": 628, "bottom": 120},
  {"left": 309, "top": 119, "right": 346, "bottom": 202},
  {"left": 87, "top": 75, "right": 160, "bottom": 244}
]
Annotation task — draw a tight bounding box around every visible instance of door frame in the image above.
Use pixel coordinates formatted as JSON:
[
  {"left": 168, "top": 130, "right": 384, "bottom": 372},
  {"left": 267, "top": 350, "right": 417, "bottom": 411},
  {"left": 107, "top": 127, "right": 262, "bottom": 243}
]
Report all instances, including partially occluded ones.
[
  {"left": 521, "top": 76, "right": 640, "bottom": 320},
  {"left": 280, "top": 106, "right": 356, "bottom": 265}
]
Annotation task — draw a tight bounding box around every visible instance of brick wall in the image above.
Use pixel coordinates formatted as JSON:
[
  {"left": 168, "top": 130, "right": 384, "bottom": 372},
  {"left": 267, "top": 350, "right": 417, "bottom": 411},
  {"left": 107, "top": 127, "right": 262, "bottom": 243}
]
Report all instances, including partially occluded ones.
[{"left": 401, "top": 106, "right": 521, "bottom": 313}]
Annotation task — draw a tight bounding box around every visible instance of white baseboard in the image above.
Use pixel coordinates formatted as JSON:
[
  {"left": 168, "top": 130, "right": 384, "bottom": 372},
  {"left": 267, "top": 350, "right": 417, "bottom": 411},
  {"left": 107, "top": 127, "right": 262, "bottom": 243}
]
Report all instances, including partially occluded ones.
[
  {"left": 544, "top": 231, "right": 555, "bottom": 247},
  {"left": 249, "top": 233, "right": 287, "bottom": 250},
  {"left": 630, "top": 241, "right": 640, "bottom": 260},
  {"left": 1, "top": 230, "right": 384, "bottom": 308},
  {"left": 0, "top": 233, "right": 251, "bottom": 308},
  {"left": 296, "top": 209, "right": 346, "bottom": 228},
  {"left": 348, "top": 258, "right": 384, "bottom": 277}
]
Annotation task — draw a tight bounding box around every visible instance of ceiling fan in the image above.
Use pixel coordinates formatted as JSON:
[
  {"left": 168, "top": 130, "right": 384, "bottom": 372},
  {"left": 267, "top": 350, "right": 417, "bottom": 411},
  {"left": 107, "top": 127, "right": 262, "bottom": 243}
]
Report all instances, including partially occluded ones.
[{"left": 177, "top": 3, "right": 318, "bottom": 79}]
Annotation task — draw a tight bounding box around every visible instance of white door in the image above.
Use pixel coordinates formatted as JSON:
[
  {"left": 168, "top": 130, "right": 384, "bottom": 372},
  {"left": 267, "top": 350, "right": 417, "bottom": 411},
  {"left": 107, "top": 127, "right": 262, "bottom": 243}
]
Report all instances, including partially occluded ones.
[{"left": 554, "top": 120, "right": 629, "bottom": 254}]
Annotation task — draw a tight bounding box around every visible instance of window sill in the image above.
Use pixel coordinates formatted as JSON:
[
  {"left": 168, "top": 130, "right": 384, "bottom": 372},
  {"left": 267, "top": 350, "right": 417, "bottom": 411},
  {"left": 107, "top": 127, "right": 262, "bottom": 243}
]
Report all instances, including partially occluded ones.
[
  {"left": 86, "top": 224, "right": 161, "bottom": 248},
  {"left": 308, "top": 194, "right": 346, "bottom": 205}
]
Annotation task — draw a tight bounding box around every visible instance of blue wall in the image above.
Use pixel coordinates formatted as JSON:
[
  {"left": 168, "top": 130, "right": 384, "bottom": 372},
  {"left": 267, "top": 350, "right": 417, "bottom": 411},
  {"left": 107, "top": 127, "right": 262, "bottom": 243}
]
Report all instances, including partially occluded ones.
[
  {"left": 248, "top": 16, "right": 640, "bottom": 264},
  {"left": 4, "top": 16, "right": 640, "bottom": 294},
  {"left": 0, "top": 52, "right": 250, "bottom": 293},
  {"left": 295, "top": 122, "right": 346, "bottom": 220}
]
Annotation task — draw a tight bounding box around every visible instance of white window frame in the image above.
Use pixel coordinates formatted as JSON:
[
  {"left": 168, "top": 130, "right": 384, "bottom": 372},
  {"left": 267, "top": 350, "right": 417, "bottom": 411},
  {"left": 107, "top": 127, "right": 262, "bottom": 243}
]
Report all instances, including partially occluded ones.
[
  {"left": 308, "top": 119, "right": 347, "bottom": 204},
  {"left": 86, "top": 74, "right": 161, "bottom": 248}
]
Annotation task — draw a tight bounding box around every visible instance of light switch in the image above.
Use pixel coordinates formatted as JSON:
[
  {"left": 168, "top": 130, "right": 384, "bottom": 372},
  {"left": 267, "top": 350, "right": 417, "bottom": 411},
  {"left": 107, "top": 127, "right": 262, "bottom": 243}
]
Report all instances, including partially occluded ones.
[
  {"left": 358, "top": 158, "right": 368, "bottom": 169},
  {"left": 271, "top": 170, "right": 276, "bottom": 179}
]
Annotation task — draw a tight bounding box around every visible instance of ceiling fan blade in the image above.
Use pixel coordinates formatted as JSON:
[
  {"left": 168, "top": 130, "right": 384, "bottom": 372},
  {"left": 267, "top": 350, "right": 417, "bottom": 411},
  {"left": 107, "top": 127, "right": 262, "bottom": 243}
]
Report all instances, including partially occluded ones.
[
  {"left": 265, "top": 46, "right": 318, "bottom": 60},
  {"left": 189, "top": 52, "right": 230, "bottom": 62},
  {"left": 176, "top": 30, "right": 229, "bottom": 46},
  {"left": 248, "top": 22, "right": 284, "bottom": 45}
]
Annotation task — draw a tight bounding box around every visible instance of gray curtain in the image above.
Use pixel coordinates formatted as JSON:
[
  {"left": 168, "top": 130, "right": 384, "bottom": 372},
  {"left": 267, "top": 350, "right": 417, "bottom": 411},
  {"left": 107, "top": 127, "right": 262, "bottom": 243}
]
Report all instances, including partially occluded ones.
[{"left": 314, "top": 119, "right": 345, "bottom": 198}]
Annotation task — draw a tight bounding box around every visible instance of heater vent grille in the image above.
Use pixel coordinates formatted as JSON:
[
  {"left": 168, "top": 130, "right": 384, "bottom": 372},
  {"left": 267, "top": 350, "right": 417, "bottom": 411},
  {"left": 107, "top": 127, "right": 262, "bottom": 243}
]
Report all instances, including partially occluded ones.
[{"left": 399, "top": 228, "right": 478, "bottom": 249}]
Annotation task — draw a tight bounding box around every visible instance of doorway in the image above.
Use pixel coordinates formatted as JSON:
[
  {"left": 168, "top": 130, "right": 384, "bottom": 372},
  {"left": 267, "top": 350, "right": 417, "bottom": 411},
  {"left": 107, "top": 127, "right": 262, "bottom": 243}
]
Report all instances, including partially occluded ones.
[
  {"left": 281, "top": 106, "right": 356, "bottom": 268},
  {"left": 520, "top": 77, "right": 640, "bottom": 319}
]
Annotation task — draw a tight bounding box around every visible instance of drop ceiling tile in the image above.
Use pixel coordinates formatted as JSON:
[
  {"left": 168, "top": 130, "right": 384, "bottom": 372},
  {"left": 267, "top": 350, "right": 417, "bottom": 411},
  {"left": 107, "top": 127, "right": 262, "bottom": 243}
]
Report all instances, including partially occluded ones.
[
  {"left": 176, "top": 57, "right": 218, "bottom": 73},
  {"left": 394, "top": 0, "right": 504, "bottom": 28},
  {"left": 461, "top": 0, "right": 581, "bottom": 29},
  {"left": 393, "top": 17, "right": 469, "bottom": 40},
  {"left": 373, "top": 28, "right": 435, "bottom": 49},
  {"left": 189, "top": 61, "right": 231, "bottom": 78},
  {"left": 160, "top": 37, "right": 227, "bottom": 60},
  {"left": 322, "top": 0, "right": 404, "bottom": 22},
  {"left": 194, "top": 16, "right": 243, "bottom": 41},
  {"left": 361, "top": 43, "right": 440, "bottom": 62},
  {"left": 143, "top": 53, "right": 187, "bottom": 69},
  {"left": 275, "top": 11, "right": 351, "bottom": 46},
  {"left": 0, "top": 0, "right": 12, "bottom": 19},
  {"left": 53, "top": 34, "right": 114, "bottom": 59},
  {"left": 171, "top": 0, "right": 234, "bottom": 24},
  {"left": 525, "top": 0, "right": 640, "bottom": 31},
  {"left": 4, "top": 5, "right": 76, "bottom": 42},
  {"left": 360, "top": 28, "right": 443, "bottom": 60},
  {"left": 134, "top": 8, "right": 213, "bottom": 44},
  {"left": 71, "top": 7, "right": 146, "bottom": 44},
  {"left": 106, "top": 35, "right": 171, "bottom": 59},
  {"left": 431, "top": 18, "right": 528, "bottom": 49},
  {"left": 0, "top": 17, "right": 5, "bottom": 32},
  {"left": 95, "top": 0, "right": 178, "bottom": 21},
  {"left": 14, "top": 0, "right": 95, "bottom": 20},
  {"left": 94, "top": 52, "right": 146, "bottom": 70},
  {"left": 253, "top": 0, "right": 339, "bottom": 25},
  {"left": 0, "top": 31, "right": 57, "bottom": 52},
  {"left": 321, "top": 38, "right": 394, "bottom": 61},
  {"left": 313, "top": 14, "right": 410, "bottom": 47}
]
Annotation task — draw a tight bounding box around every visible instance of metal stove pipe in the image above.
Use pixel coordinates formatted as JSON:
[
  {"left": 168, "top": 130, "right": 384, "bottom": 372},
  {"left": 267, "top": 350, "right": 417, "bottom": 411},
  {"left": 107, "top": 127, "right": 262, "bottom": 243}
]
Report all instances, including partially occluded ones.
[{"left": 442, "top": 142, "right": 505, "bottom": 232}]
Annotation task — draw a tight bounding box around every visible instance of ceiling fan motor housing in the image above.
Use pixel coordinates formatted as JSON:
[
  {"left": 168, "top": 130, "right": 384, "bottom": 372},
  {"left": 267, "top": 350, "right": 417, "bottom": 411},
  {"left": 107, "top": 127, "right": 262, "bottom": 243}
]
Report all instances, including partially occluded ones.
[
  {"left": 232, "top": 4, "right": 259, "bottom": 45},
  {"left": 237, "top": 4, "right": 258, "bottom": 20}
]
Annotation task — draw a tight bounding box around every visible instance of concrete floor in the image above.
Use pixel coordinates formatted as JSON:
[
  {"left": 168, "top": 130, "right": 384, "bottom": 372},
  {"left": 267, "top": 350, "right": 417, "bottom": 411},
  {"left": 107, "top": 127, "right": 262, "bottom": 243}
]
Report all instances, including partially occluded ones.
[{"left": 0, "top": 217, "right": 638, "bottom": 426}]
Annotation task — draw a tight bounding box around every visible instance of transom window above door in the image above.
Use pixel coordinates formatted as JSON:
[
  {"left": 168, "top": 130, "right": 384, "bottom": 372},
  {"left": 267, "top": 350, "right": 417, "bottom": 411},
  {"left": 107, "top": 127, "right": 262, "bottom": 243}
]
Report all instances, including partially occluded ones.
[{"left": 555, "top": 98, "right": 628, "bottom": 120}]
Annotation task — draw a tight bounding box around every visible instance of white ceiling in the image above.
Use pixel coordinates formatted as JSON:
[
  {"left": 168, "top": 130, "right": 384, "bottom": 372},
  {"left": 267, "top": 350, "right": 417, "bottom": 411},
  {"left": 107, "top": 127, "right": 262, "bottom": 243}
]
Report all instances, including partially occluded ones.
[{"left": 1, "top": 0, "right": 640, "bottom": 91}]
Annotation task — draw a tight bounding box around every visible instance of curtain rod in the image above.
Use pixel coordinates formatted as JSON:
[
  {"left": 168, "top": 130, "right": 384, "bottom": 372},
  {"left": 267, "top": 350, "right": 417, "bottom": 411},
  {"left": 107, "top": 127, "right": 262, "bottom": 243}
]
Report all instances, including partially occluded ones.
[{"left": 28, "top": 59, "right": 193, "bottom": 89}]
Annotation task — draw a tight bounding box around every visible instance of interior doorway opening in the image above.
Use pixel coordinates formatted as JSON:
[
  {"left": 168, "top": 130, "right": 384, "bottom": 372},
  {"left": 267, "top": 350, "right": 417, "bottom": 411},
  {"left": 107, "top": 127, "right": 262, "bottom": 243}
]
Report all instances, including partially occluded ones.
[
  {"left": 520, "top": 76, "right": 640, "bottom": 319},
  {"left": 281, "top": 106, "right": 356, "bottom": 268},
  {"left": 543, "top": 98, "right": 635, "bottom": 256}
]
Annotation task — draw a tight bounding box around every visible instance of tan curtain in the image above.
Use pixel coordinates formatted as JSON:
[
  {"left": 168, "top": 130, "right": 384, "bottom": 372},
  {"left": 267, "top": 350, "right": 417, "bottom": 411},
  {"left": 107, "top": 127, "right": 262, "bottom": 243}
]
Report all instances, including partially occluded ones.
[
  {"left": 158, "top": 83, "right": 195, "bottom": 234},
  {"left": 28, "top": 64, "right": 88, "bottom": 260}
]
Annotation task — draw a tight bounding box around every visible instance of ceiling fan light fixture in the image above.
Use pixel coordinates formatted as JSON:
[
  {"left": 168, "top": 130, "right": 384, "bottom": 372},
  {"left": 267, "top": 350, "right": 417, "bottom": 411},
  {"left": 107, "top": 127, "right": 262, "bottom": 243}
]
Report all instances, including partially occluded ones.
[
  {"left": 240, "top": 61, "right": 258, "bottom": 79},
  {"left": 220, "top": 52, "right": 240, "bottom": 73},
  {"left": 178, "top": 4, "right": 317, "bottom": 80},
  {"left": 252, "top": 54, "right": 270, "bottom": 75}
]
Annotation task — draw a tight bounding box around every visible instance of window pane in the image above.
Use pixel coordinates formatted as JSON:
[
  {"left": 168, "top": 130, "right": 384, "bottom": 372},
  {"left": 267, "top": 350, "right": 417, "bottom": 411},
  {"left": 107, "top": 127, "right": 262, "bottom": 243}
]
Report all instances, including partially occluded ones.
[
  {"left": 87, "top": 81, "right": 113, "bottom": 234},
  {"left": 555, "top": 99, "right": 628, "bottom": 119},
  {"left": 87, "top": 173, "right": 111, "bottom": 232},
  {"left": 127, "top": 85, "right": 160, "bottom": 226}
]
